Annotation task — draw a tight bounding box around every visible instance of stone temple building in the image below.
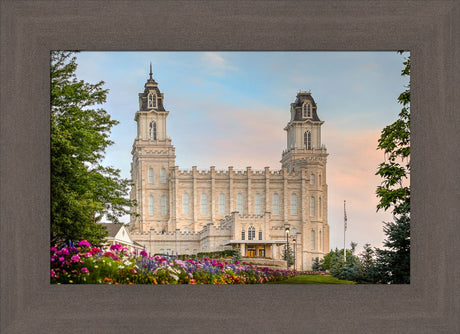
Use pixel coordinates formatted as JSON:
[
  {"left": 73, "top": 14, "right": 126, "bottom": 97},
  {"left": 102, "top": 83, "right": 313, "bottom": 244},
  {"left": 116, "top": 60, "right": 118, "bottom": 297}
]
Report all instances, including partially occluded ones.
[{"left": 129, "top": 66, "right": 329, "bottom": 270}]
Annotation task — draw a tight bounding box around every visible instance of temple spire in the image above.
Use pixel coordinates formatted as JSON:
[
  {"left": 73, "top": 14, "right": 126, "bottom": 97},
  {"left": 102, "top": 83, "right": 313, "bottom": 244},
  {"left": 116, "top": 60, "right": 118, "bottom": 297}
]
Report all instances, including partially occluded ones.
[{"left": 149, "top": 62, "right": 153, "bottom": 80}]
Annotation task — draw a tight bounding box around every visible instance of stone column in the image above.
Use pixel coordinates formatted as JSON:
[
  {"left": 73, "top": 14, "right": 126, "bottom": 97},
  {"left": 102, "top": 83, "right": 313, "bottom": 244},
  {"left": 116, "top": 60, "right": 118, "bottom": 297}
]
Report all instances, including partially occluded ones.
[
  {"left": 229, "top": 166, "right": 234, "bottom": 213},
  {"left": 210, "top": 166, "right": 215, "bottom": 223},
  {"left": 283, "top": 168, "right": 288, "bottom": 223},
  {"left": 265, "top": 167, "right": 270, "bottom": 213},
  {"left": 246, "top": 167, "right": 252, "bottom": 214},
  {"left": 192, "top": 166, "right": 197, "bottom": 227}
]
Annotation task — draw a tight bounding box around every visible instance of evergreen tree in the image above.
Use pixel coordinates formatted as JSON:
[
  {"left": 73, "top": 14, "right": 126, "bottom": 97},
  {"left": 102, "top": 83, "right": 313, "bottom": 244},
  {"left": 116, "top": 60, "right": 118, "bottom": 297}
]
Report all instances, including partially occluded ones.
[
  {"left": 282, "top": 244, "right": 294, "bottom": 267},
  {"left": 50, "top": 51, "right": 135, "bottom": 247},
  {"left": 374, "top": 52, "right": 411, "bottom": 284},
  {"left": 311, "top": 257, "right": 321, "bottom": 271}
]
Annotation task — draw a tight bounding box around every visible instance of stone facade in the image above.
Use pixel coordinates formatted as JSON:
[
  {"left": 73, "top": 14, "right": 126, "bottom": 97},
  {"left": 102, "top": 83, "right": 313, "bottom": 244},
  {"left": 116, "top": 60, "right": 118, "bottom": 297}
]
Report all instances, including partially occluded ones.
[{"left": 129, "top": 70, "right": 329, "bottom": 270}]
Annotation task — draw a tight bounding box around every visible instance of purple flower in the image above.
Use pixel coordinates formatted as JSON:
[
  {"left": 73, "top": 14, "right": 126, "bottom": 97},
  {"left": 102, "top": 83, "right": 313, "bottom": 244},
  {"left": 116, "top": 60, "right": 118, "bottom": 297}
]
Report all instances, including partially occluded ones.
[
  {"left": 78, "top": 240, "right": 91, "bottom": 248},
  {"left": 80, "top": 267, "right": 89, "bottom": 274}
]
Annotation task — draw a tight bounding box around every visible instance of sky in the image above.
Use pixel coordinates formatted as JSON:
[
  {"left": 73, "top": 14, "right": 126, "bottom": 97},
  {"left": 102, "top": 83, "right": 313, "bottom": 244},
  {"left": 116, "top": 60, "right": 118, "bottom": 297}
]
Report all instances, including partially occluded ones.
[{"left": 74, "top": 51, "right": 409, "bottom": 252}]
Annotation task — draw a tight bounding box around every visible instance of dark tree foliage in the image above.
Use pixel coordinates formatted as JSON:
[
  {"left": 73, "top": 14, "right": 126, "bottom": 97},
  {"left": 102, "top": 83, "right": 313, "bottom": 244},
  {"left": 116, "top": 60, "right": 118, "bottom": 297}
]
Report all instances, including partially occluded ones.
[
  {"left": 51, "top": 51, "right": 135, "bottom": 247},
  {"left": 373, "top": 52, "right": 411, "bottom": 284}
]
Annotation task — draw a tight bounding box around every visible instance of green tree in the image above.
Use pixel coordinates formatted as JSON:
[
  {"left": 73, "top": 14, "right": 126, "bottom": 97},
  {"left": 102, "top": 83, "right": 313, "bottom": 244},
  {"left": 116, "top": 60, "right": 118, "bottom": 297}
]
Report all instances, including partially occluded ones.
[
  {"left": 374, "top": 52, "right": 410, "bottom": 284},
  {"left": 283, "top": 244, "right": 294, "bottom": 267},
  {"left": 51, "top": 51, "right": 135, "bottom": 247}
]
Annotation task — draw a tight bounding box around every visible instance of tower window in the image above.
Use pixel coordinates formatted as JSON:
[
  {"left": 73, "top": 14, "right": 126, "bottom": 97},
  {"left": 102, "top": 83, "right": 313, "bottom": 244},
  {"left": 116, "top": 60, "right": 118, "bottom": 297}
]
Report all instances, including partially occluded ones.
[
  {"left": 241, "top": 230, "right": 245, "bottom": 240},
  {"left": 148, "top": 195, "right": 154, "bottom": 216},
  {"left": 311, "top": 230, "right": 316, "bottom": 249},
  {"left": 148, "top": 168, "right": 154, "bottom": 183},
  {"left": 148, "top": 93, "right": 157, "bottom": 109},
  {"left": 259, "top": 230, "right": 263, "bottom": 240},
  {"left": 255, "top": 193, "right": 262, "bottom": 214},
  {"left": 290, "top": 193, "right": 297, "bottom": 215},
  {"left": 183, "top": 193, "right": 189, "bottom": 215},
  {"left": 237, "top": 193, "right": 243, "bottom": 214},
  {"left": 248, "top": 226, "right": 255, "bottom": 240},
  {"left": 160, "top": 168, "right": 166, "bottom": 183},
  {"left": 149, "top": 121, "right": 157, "bottom": 140},
  {"left": 272, "top": 193, "right": 279, "bottom": 215},
  {"left": 310, "top": 196, "right": 315, "bottom": 217},
  {"left": 319, "top": 197, "right": 322, "bottom": 217},
  {"left": 304, "top": 131, "right": 312, "bottom": 150},
  {"left": 310, "top": 173, "right": 315, "bottom": 185},
  {"left": 201, "top": 194, "right": 207, "bottom": 214},
  {"left": 302, "top": 102, "right": 312, "bottom": 118},
  {"left": 219, "top": 193, "right": 226, "bottom": 214},
  {"left": 161, "top": 195, "right": 167, "bottom": 216}
]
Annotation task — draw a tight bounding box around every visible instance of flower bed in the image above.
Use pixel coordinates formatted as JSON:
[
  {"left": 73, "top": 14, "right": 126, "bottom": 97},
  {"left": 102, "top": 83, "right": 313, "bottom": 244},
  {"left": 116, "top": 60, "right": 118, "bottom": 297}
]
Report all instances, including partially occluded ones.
[{"left": 51, "top": 241, "right": 300, "bottom": 284}]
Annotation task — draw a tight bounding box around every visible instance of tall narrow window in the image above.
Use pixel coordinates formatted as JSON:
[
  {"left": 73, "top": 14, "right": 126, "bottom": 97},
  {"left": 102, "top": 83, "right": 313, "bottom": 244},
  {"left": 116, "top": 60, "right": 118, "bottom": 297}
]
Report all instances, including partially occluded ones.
[
  {"left": 237, "top": 193, "right": 243, "bottom": 214},
  {"left": 148, "top": 168, "right": 154, "bottom": 183},
  {"left": 290, "top": 193, "right": 297, "bottom": 215},
  {"left": 149, "top": 121, "right": 157, "bottom": 140},
  {"left": 319, "top": 197, "right": 322, "bottom": 218},
  {"left": 201, "top": 194, "right": 207, "bottom": 214},
  {"left": 182, "top": 193, "right": 189, "bottom": 215},
  {"left": 241, "top": 230, "right": 245, "bottom": 240},
  {"left": 148, "top": 195, "right": 154, "bottom": 216},
  {"left": 319, "top": 174, "right": 322, "bottom": 185},
  {"left": 272, "top": 193, "right": 279, "bottom": 215},
  {"left": 310, "top": 173, "right": 315, "bottom": 185},
  {"left": 255, "top": 193, "right": 262, "bottom": 214},
  {"left": 219, "top": 193, "right": 226, "bottom": 214},
  {"left": 311, "top": 230, "right": 316, "bottom": 249},
  {"left": 161, "top": 195, "right": 167, "bottom": 216},
  {"left": 259, "top": 230, "right": 263, "bottom": 240},
  {"left": 319, "top": 230, "right": 322, "bottom": 250},
  {"left": 307, "top": 103, "right": 311, "bottom": 117},
  {"left": 310, "top": 196, "right": 315, "bottom": 217},
  {"left": 148, "top": 93, "right": 157, "bottom": 108},
  {"left": 304, "top": 131, "right": 311, "bottom": 150},
  {"left": 248, "top": 226, "right": 255, "bottom": 240},
  {"left": 160, "top": 168, "right": 166, "bottom": 183}
]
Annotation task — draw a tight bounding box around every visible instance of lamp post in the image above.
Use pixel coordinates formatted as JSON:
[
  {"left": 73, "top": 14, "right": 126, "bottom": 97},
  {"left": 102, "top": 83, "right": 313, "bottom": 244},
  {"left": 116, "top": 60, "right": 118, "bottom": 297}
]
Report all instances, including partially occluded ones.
[{"left": 284, "top": 223, "right": 290, "bottom": 271}]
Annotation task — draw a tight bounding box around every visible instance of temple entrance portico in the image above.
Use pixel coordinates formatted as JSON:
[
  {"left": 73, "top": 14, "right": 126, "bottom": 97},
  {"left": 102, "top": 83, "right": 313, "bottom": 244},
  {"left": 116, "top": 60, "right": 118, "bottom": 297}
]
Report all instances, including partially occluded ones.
[{"left": 224, "top": 240, "right": 287, "bottom": 259}]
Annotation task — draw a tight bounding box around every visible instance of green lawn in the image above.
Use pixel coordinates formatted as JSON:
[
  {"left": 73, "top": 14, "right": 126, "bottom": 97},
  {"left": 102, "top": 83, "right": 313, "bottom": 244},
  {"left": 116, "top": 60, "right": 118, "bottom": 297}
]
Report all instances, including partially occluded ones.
[{"left": 268, "top": 274, "right": 356, "bottom": 284}]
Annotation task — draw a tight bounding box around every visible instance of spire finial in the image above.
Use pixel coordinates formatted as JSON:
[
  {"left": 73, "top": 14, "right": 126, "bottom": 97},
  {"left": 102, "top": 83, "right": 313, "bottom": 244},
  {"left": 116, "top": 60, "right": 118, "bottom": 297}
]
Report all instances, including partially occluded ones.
[{"left": 149, "top": 62, "right": 153, "bottom": 79}]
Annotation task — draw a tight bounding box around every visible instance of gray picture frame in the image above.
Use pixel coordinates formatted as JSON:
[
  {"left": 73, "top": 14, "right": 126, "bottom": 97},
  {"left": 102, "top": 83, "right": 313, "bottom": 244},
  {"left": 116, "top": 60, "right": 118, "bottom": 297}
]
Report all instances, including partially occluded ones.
[{"left": 1, "top": 1, "right": 458, "bottom": 333}]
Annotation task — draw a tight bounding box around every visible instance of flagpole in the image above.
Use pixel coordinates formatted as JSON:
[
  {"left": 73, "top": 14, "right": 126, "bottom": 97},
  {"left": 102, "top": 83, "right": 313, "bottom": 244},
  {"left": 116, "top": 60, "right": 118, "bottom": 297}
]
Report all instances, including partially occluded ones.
[{"left": 344, "top": 200, "right": 346, "bottom": 263}]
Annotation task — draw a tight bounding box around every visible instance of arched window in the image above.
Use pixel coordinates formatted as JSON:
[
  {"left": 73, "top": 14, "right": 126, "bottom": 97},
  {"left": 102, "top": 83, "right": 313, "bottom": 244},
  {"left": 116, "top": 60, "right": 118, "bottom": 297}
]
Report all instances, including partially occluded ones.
[
  {"left": 149, "top": 121, "right": 157, "bottom": 140},
  {"left": 310, "top": 173, "right": 315, "bottom": 185},
  {"left": 219, "top": 193, "right": 226, "bottom": 214},
  {"left": 148, "top": 195, "right": 154, "bottom": 216},
  {"left": 148, "top": 93, "right": 157, "bottom": 108},
  {"left": 319, "top": 174, "right": 322, "bottom": 185},
  {"left": 304, "top": 131, "right": 311, "bottom": 150},
  {"left": 237, "top": 193, "right": 243, "bottom": 214},
  {"left": 248, "top": 226, "right": 255, "bottom": 240},
  {"left": 272, "top": 193, "right": 279, "bottom": 215},
  {"left": 255, "top": 193, "right": 262, "bottom": 214},
  {"left": 311, "top": 230, "right": 316, "bottom": 249},
  {"left": 148, "top": 168, "right": 154, "bottom": 183},
  {"left": 259, "top": 230, "right": 263, "bottom": 240},
  {"left": 161, "top": 195, "right": 167, "bottom": 216},
  {"left": 182, "top": 193, "right": 189, "bottom": 215},
  {"left": 200, "top": 194, "right": 207, "bottom": 214},
  {"left": 302, "top": 102, "right": 312, "bottom": 118},
  {"left": 159, "top": 249, "right": 164, "bottom": 255},
  {"left": 310, "top": 196, "right": 315, "bottom": 217},
  {"left": 241, "top": 229, "right": 245, "bottom": 240},
  {"left": 160, "top": 168, "right": 166, "bottom": 183},
  {"left": 290, "top": 193, "right": 297, "bottom": 215}
]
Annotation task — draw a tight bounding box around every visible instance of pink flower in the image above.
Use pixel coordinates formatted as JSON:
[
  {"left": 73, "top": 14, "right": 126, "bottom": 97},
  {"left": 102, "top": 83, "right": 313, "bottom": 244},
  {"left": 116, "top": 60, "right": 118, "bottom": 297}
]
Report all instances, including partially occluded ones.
[
  {"left": 59, "top": 257, "right": 65, "bottom": 262},
  {"left": 50, "top": 247, "right": 58, "bottom": 253},
  {"left": 140, "top": 250, "right": 148, "bottom": 257},
  {"left": 91, "top": 247, "right": 101, "bottom": 255},
  {"left": 84, "top": 252, "right": 92, "bottom": 258},
  {"left": 80, "top": 267, "right": 89, "bottom": 274},
  {"left": 78, "top": 240, "right": 91, "bottom": 248},
  {"left": 50, "top": 269, "right": 56, "bottom": 277},
  {"left": 71, "top": 254, "right": 80, "bottom": 262}
]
